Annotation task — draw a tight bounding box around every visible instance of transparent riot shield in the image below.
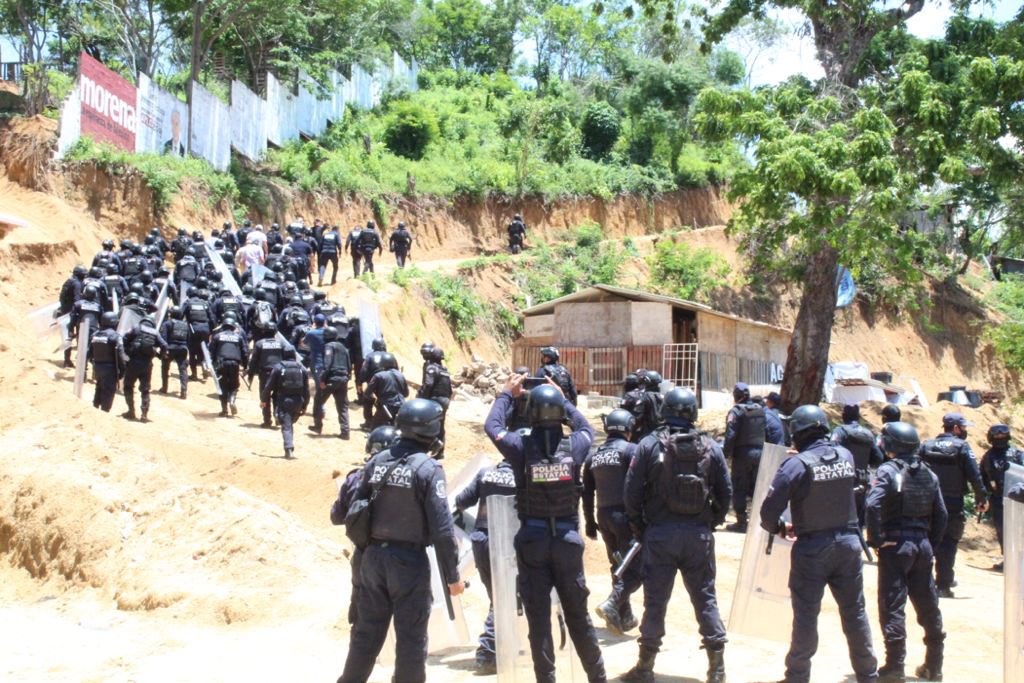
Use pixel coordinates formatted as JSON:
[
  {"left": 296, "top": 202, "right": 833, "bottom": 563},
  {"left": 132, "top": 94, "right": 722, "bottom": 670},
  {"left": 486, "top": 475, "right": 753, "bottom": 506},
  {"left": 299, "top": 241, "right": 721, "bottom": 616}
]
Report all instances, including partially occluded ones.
[
  {"left": 204, "top": 243, "right": 243, "bottom": 297},
  {"left": 490, "top": 494, "right": 533, "bottom": 683},
  {"left": 27, "top": 302, "right": 60, "bottom": 336},
  {"left": 153, "top": 280, "right": 170, "bottom": 328},
  {"left": 1005, "top": 463, "right": 1024, "bottom": 682},
  {"left": 57, "top": 314, "right": 72, "bottom": 352},
  {"left": 73, "top": 320, "right": 91, "bottom": 398},
  {"left": 358, "top": 300, "right": 382, "bottom": 358},
  {"left": 251, "top": 264, "right": 270, "bottom": 287},
  {"left": 426, "top": 545, "right": 471, "bottom": 649},
  {"left": 201, "top": 341, "right": 223, "bottom": 395},
  {"left": 729, "top": 443, "right": 794, "bottom": 642},
  {"left": 448, "top": 454, "right": 493, "bottom": 578},
  {"left": 117, "top": 306, "right": 143, "bottom": 336},
  {"left": 179, "top": 279, "right": 192, "bottom": 302},
  {"left": 111, "top": 289, "right": 120, "bottom": 316}
]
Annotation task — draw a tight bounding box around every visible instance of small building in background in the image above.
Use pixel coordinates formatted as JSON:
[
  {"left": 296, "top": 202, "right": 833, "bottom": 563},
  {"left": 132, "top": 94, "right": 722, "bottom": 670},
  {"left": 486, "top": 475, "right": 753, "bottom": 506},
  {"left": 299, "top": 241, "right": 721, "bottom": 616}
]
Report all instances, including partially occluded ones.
[{"left": 513, "top": 284, "right": 791, "bottom": 408}]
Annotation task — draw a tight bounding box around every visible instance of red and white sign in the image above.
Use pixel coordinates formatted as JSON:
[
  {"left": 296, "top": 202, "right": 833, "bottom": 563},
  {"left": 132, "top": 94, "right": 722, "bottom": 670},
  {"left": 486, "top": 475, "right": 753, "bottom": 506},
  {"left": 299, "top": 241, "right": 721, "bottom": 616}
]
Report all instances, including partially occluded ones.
[{"left": 79, "top": 52, "right": 137, "bottom": 151}]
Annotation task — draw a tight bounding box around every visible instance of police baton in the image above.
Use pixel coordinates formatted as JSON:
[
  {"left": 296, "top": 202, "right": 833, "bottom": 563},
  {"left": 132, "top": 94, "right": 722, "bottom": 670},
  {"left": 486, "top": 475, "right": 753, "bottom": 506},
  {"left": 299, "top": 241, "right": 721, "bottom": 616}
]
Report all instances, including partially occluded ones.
[
  {"left": 856, "top": 525, "right": 874, "bottom": 563},
  {"left": 613, "top": 541, "right": 642, "bottom": 580},
  {"left": 442, "top": 580, "right": 470, "bottom": 621}
]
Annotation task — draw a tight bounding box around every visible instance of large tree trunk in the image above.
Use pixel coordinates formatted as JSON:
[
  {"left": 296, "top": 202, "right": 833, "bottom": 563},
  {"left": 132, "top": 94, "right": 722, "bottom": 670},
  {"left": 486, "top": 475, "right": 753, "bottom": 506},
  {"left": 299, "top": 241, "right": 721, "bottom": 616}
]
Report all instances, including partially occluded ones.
[{"left": 780, "top": 244, "right": 839, "bottom": 413}]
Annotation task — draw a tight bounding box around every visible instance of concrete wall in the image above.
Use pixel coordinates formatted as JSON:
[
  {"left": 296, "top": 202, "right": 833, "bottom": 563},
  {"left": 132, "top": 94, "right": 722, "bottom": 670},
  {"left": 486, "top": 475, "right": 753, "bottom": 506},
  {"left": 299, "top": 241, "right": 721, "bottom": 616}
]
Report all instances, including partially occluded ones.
[
  {"left": 630, "top": 302, "right": 673, "bottom": 345},
  {"left": 696, "top": 312, "right": 736, "bottom": 353},
  {"left": 553, "top": 302, "right": 632, "bottom": 346},
  {"left": 524, "top": 314, "right": 554, "bottom": 339}
]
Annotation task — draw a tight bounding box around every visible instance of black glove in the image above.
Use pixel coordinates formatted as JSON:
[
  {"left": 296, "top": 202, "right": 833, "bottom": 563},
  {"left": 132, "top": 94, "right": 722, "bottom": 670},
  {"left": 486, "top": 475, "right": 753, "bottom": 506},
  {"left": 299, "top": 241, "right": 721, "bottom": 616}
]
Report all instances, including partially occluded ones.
[
  {"left": 585, "top": 521, "right": 598, "bottom": 540},
  {"left": 629, "top": 521, "right": 645, "bottom": 542},
  {"left": 453, "top": 509, "right": 465, "bottom": 530}
]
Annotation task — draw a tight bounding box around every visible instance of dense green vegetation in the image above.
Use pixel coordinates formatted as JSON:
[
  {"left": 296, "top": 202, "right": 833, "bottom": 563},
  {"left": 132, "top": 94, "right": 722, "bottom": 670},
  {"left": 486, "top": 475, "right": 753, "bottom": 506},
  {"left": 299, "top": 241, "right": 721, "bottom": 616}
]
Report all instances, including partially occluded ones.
[
  {"left": 988, "top": 275, "right": 1024, "bottom": 371},
  {"left": 647, "top": 239, "right": 730, "bottom": 302}
]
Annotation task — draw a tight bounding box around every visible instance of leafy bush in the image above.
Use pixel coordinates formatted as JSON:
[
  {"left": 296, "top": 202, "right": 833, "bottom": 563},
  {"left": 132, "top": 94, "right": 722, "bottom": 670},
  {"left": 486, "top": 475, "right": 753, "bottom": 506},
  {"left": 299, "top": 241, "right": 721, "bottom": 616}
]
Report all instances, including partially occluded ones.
[
  {"left": 383, "top": 101, "right": 440, "bottom": 160},
  {"left": 988, "top": 275, "right": 1024, "bottom": 370},
  {"left": 647, "top": 239, "right": 730, "bottom": 302},
  {"left": 390, "top": 264, "right": 424, "bottom": 288},
  {"left": 514, "top": 223, "right": 629, "bottom": 304},
  {"left": 581, "top": 101, "right": 621, "bottom": 160},
  {"left": 427, "top": 273, "right": 486, "bottom": 341}
]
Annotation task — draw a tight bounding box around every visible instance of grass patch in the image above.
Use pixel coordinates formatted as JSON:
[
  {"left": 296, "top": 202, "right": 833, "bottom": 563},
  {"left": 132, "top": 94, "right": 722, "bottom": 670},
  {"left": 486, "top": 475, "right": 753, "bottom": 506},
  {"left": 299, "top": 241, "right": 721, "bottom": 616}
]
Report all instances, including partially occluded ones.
[{"left": 426, "top": 273, "right": 486, "bottom": 342}]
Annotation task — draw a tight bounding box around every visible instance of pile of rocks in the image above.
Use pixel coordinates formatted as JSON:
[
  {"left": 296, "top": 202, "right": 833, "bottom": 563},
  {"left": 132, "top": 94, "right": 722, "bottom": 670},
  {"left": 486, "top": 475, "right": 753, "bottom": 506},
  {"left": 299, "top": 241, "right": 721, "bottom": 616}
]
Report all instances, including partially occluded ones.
[{"left": 452, "top": 356, "right": 511, "bottom": 402}]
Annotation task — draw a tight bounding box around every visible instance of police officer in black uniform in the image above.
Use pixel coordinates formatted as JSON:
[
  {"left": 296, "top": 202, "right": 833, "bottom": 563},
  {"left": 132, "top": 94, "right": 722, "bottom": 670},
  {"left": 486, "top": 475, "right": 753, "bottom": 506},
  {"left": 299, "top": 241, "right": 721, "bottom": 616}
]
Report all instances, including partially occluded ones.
[
  {"left": 585, "top": 409, "right": 642, "bottom": 635},
  {"left": 317, "top": 224, "right": 342, "bottom": 286},
  {"left": 356, "top": 339, "right": 388, "bottom": 430},
  {"left": 210, "top": 319, "right": 248, "bottom": 417},
  {"left": 622, "top": 388, "right": 730, "bottom": 683},
  {"left": 367, "top": 352, "right": 408, "bottom": 427},
  {"left": 723, "top": 382, "right": 766, "bottom": 532},
  {"left": 59, "top": 265, "right": 87, "bottom": 367},
  {"left": 484, "top": 377, "right": 606, "bottom": 683},
  {"left": 537, "top": 346, "right": 578, "bottom": 406},
  {"left": 389, "top": 221, "right": 413, "bottom": 268},
  {"left": 335, "top": 399, "right": 463, "bottom": 683},
  {"left": 502, "top": 365, "right": 533, "bottom": 432},
  {"left": 919, "top": 412, "right": 988, "bottom": 597},
  {"left": 866, "top": 422, "right": 947, "bottom": 682},
  {"left": 261, "top": 347, "right": 309, "bottom": 459},
  {"left": 248, "top": 322, "right": 285, "bottom": 427},
  {"left": 628, "top": 371, "right": 664, "bottom": 442},
  {"left": 760, "top": 405, "right": 879, "bottom": 683},
  {"left": 69, "top": 285, "right": 104, "bottom": 363},
  {"left": 980, "top": 424, "right": 1024, "bottom": 570},
  {"left": 122, "top": 316, "right": 168, "bottom": 422},
  {"left": 159, "top": 305, "right": 190, "bottom": 399},
  {"left": 344, "top": 225, "right": 363, "bottom": 278},
  {"left": 454, "top": 457, "right": 517, "bottom": 675},
  {"left": 89, "top": 312, "right": 126, "bottom": 412},
  {"left": 832, "top": 403, "right": 885, "bottom": 526},
  {"left": 508, "top": 213, "right": 527, "bottom": 253},
  {"left": 417, "top": 346, "right": 452, "bottom": 458},
  {"left": 184, "top": 291, "right": 213, "bottom": 380},
  {"left": 311, "top": 326, "right": 352, "bottom": 439},
  {"left": 357, "top": 220, "right": 383, "bottom": 274}
]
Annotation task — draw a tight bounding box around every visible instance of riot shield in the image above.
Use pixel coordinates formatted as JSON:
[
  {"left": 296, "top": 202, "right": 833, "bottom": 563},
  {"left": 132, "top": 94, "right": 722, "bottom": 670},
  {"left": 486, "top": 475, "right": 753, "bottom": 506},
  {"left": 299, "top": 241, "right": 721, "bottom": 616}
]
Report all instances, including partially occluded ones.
[
  {"left": 358, "top": 300, "right": 382, "bottom": 358},
  {"left": 447, "top": 454, "right": 493, "bottom": 577},
  {"left": 728, "top": 443, "right": 795, "bottom": 642},
  {"left": 1005, "top": 463, "right": 1024, "bottom": 682},
  {"left": 153, "top": 280, "right": 170, "bottom": 328},
  {"left": 204, "top": 243, "right": 243, "bottom": 297},
  {"left": 117, "top": 307, "right": 143, "bottom": 336},
  {"left": 73, "top": 320, "right": 91, "bottom": 398},
  {"left": 57, "top": 314, "right": 72, "bottom": 352},
  {"left": 111, "top": 290, "right": 120, "bottom": 316},
  {"left": 251, "top": 263, "right": 270, "bottom": 287},
  {"left": 201, "top": 341, "right": 224, "bottom": 395},
  {"left": 27, "top": 302, "right": 60, "bottom": 336},
  {"left": 427, "top": 545, "right": 471, "bottom": 649},
  {"left": 179, "top": 279, "right": 192, "bottom": 302},
  {"left": 490, "top": 494, "right": 533, "bottom": 683}
]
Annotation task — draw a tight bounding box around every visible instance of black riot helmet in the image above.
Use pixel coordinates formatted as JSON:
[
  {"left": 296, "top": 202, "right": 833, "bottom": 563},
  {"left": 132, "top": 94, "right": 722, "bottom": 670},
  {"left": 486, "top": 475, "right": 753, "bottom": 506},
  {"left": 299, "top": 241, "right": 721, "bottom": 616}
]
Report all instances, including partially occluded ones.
[
  {"left": 366, "top": 425, "right": 399, "bottom": 455},
  {"left": 880, "top": 421, "right": 921, "bottom": 457},
  {"left": 540, "top": 346, "right": 559, "bottom": 363},
  {"left": 622, "top": 373, "right": 640, "bottom": 392},
  {"left": 429, "top": 347, "right": 445, "bottom": 363},
  {"left": 100, "top": 312, "right": 119, "bottom": 329},
  {"left": 988, "top": 424, "right": 1011, "bottom": 446},
  {"left": 83, "top": 285, "right": 99, "bottom": 301},
  {"left": 396, "top": 399, "right": 444, "bottom": 444},
  {"left": 420, "top": 342, "right": 435, "bottom": 361},
  {"left": 323, "top": 326, "right": 338, "bottom": 342},
  {"left": 102, "top": 239, "right": 115, "bottom": 250},
  {"left": 73, "top": 264, "right": 87, "bottom": 278},
  {"left": 282, "top": 346, "right": 297, "bottom": 360},
  {"left": 264, "top": 321, "right": 278, "bottom": 335},
  {"left": 372, "top": 337, "right": 387, "bottom": 352},
  {"left": 89, "top": 266, "right": 105, "bottom": 279},
  {"left": 662, "top": 388, "right": 698, "bottom": 422},
  {"left": 881, "top": 404, "right": 902, "bottom": 424},
  {"left": 527, "top": 384, "right": 566, "bottom": 427},
  {"left": 379, "top": 352, "right": 399, "bottom": 370},
  {"left": 789, "top": 405, "right": 830, "bottom": 446},
  {"left": 170, "top": 305, "right": 184, "bottom": 319},
  {"left": 642, "top": 371, "right": 663, "bottom": 390},
  {"left": 604, "top": 409, "right": 635, "bottom": 435}
]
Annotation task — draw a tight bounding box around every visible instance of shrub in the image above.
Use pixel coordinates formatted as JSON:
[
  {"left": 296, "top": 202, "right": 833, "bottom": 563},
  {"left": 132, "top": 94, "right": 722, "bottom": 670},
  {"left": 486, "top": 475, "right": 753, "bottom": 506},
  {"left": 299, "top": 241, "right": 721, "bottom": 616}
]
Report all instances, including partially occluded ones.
[
  {"left": 427, "top": 273, "right": 486, "bottom": 341},
  {"left": 987, "top": 275, "right": 1024, "bottom": 370},
  {"left": 581, "top": 101, "right": 621, "bottom": 160},
  {"left": 383, "top": 101, "right": 440, "bottom": 160},
  {"left": 647, "top": 239, "right": 730, "bottom": 301}
]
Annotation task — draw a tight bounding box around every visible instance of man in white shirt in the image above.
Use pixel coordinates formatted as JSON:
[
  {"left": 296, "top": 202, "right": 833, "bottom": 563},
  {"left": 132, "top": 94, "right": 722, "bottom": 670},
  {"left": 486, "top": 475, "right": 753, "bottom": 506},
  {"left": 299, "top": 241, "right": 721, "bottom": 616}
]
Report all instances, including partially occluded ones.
[{"left": 235, "top": 235, "right": 266, "bottom": 273}]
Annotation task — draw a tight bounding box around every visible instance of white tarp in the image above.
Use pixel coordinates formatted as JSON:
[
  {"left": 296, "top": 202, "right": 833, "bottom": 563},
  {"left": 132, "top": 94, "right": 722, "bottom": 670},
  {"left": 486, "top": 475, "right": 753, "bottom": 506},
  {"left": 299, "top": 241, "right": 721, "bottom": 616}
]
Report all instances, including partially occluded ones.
[
  {"left": 327, "top": 71, "right": 348, "bottom": 122},
  {"left": 265, "top": 72, "right": 283, "bottom": 147},
  {"left": 358, "top": 300, "right": 382, "bottom": 358},
  {"left": 729, "top": 443, "right": 794, "bottom": 642},
  {"left": 56, "top": 85, "right": 82, "bottom": 158},
  {"left": 230, "top": 79, "right": 267, "bottom": 161},
  {"left": 190, "top": 82, "right": 231, "bottom": 171},
  {"left": 409, "top": 57, "right": 419, "bottom": 91},
  {"left": 296, "top": 72, "right": 319, "bottom": 137},
  {"left": 266, "top": 73, "right": 299, "bottom": 146},
  {"left": 136, "top": 73, "right": 188, "bottom": 157},
  {"left": 1005, "top": 463, "right": 1024, "bottom": 682},
  {"left": 823, "top": 362, "right": 871, "bottom": 402},
  {"left": 352, "top": 64, "right": 372, "bottom": 109}
]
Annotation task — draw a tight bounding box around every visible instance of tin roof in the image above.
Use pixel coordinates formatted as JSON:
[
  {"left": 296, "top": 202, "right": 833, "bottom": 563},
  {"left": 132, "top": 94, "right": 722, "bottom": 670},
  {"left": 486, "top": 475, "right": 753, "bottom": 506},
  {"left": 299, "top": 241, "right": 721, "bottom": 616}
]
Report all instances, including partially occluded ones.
[{"left": 520, "top": 284, "right": 790, "bottom": 334}]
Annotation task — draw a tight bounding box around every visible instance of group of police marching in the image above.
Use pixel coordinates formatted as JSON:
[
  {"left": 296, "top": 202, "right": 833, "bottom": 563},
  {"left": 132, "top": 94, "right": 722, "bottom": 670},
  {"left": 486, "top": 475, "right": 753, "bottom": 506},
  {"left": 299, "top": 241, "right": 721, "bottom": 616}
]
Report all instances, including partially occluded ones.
[{"left": 330, "top": 347, "right": 1024, "bottom": 683}]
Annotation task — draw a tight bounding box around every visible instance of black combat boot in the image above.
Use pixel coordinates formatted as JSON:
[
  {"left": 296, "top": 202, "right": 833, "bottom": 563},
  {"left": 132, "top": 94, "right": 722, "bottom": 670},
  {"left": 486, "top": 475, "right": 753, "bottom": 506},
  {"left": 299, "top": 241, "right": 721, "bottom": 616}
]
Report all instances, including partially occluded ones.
[
  {"left": 229, "top": 394, "right": 237, "bottom": 415},
  {"left": 705, "top": 644, "right": 726, "bottom": 683},
  {"left": 219, "top": 398, "right": 228, "bottom": 417},
  {"left": 620, "top": 645, "right": 657, "bottom": 683},
  {"left": 595, "top": 599, "right": 623, "bottom": 635},
  {"left": 878, "top": 641, "right": 905, "bottom": 681},
  {"left": 725, "top": 513, "right": 747, "bottom": 533},
  {"left": 122, "top": 406, "right": 137, "bottom": 421},
  {"left": 180, "top": 387, "right": 187, "bottom": 399},
  {"left": 915, "top": 644, "right": 943, "bottom": 681}
]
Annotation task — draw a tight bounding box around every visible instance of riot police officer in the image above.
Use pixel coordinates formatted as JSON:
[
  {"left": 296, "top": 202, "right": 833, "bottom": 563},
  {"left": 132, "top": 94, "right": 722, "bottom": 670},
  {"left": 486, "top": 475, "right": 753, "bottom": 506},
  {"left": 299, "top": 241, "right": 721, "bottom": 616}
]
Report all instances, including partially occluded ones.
[
  {"left": 417, "top": 346, "right": 452, "bottom": 458},
  {"left": 832, "top": 403, "right": 885, "bottom": 526},
  {"left": 159, "top": 305, "right": 190, "bottom": 399},
  {"left": 503, "top": 366, "right": 533, "bottom": 432},
  {"left": 248, "top": 322, "right": 286, "bottom": 427},
  {"left": 508, "top": 213, "right": 527, "bottom": 253},
  {"left": 184, "top": 291, "right": 213, "bottom": 380},
  {"left": 210, "top": 319, "right": 248, "bottom": 416},
  {"left": 919, "top": 413, "right": 987, "bottom": 597},
  {"left": 356, "top": 338, "right": 388, "bottom": 430},
  {"left": 310, "top": 326, "right": 351, "bottom": 439},
  {"left": 59, "top": 265, "right": 87, "bottom": 367},
  {"left": 366, "top": 353, "right": 408, "bottom": 427},
  {"left": 537, "top": 346, "right": 578, "bottom": 406},
  {"left": 335, "top": 399, "right": 463, "bottom": 683},
  {"left": 357, "top": 220, "right": 383, "bottom": 274},
  {"left": 584, "top": 409, "right": 642, "bottom": 635},
  {"left": 89, "top": 312, "right": 126, "bottom": 412},
  {"left": 261, "top": 347, "right": 309, "bottom": 459},
  {"left": 760, "top": 405, "right": 879, "bottom": 683},
  {"left": 484, "top": 377, "right": 606, "bottom": 683},
  {"left": 69, "top": 285, "right": 104, "bottom": 366},
  {"left": 628, "top": 371, "right": 664, "bottom": 442},
  {"left": 317, "top": 224, "right": 342, "bottom": 286},
  {"left": 723, "top": 382, "right": 766, "bottom": 532},
  {"left": 866, "top": 422, "right": 947, "bottom": 682},
  {"left": 389, "top": 221, "right": 413, "bottom": 268},
  {"left": 122, "top": 316, "right": 168, "bottom": 422},
  {"left": 454, "top": 458, "right": 517, "bottom": 675},
  {"left": 345, "top": 225, "right": 363, "bottom": 278},
  {"left": 622, "top": 389, "right": 730, "bottom": 683},
  {"left": 979, "top": 423, "right": 1021, "bottom": 570}
]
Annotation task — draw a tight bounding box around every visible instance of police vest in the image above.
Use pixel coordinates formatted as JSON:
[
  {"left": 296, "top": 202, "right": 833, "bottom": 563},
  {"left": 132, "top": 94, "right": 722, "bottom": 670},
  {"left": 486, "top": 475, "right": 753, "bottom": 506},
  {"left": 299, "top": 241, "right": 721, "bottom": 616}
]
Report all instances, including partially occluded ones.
[
  {"left": 259, "top": 283, "right": 279, "bottom": 306},
  {"left": 220, "top": 297, "right": 241, "bottom": 315},
  {"left": 278, "top": 361, "right": 305, "bottom": 396},
  {"left": 367, "top": 451, "right": 433, "bottom": 545},
  {"left": 103, "top": 275, "right": 121, "bottom": 295},
  {"left": 79, "top": 300, "right": 103, "bottom": 320},
  {"left": 123, "top": 256, "right": 144, "bottom": 277},
  {"left": 589, "top": 440, "right": 632, "bottom": 509},
  {"left": 658, "top": 430, "right": 713, "bottom": 516},
  {"left": 91, "top": 331, "right": 118, "bottom": 364},
  {"left": 518, "top": 437, "right": 580, "bottom": 519},
  {"left": 475, "top": 463, "right": 517, "bottom": 529},
  {"left": 358, "top": 230, "right": 378, "bottom": 249},
  {"left": 129, "top": 326, "right": 159, "bottom": 359},
  {"left": 791, "top": 446, "right": 858, "bottom": 535},
  {"left": 215, "top": 332, "right": 243, "bottom": 362},
  {"left": 880, "top": 458, "right": 937, "bottom": 526},
  {"left": 392, "top": 230, "right": 411, "bottom": 248},
  {"left": 733, "top": 403, "right": 766, "bottom": 449},
  {"left": 168, "top": 319, "right": 190, "bottom": 344},
  {"left": 256, "top": 339, "right": 284, "bottom": 371},
  {"left": 324, "top": 342, "right": 350, "bottom": 380},
  {"left": 348, "top": 229, "right": 362, "bottom": 245},
  {"left": 300, "top": 292, "right": 315, "bottom": 311},
  {"left": 837, "top": 424, "right": 875, "bottom": 473},
  {"left": 288, "top": 307, "right": 311, "bottom": 328},
  {"left": 543, "top": 364, "right": 574, "bottom": 396},
  {"left": 982, "top": 447, "right": 1024, "bottom": 497},
  {"left": 320, "top": 233, "right": 339, "bottom": 253},
  {"left": 425, "top": 364, "right": 453, "bottom": 400},
  {"left": 920, "top": 438, "right": 966, "bottom": 498},
  {"left": 186, "top": 301, "right": 209, "bottom": 324},
  {"left": 177, "top": 260, "right": 198, "bottom": 282}
]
